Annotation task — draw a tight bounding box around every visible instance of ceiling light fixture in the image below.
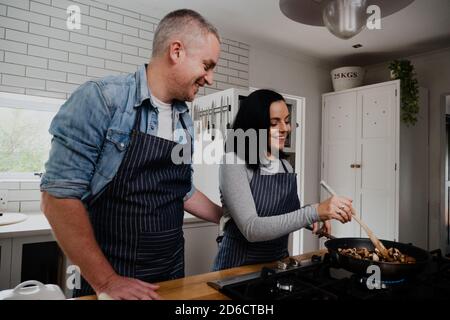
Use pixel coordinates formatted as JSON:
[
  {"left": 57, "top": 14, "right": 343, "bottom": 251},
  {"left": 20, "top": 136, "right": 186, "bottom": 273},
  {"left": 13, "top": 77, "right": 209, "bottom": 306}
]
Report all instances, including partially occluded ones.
[{"left": 280, "top": 0, "right": 415, "bottom": 40}]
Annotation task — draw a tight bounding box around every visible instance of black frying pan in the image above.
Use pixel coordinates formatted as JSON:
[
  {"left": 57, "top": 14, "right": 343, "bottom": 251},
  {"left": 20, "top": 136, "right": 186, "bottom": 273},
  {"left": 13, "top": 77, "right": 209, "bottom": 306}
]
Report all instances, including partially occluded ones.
[
  {"left": 305, "top": 226, "right": 430, "bottom": 279},
  {"left": 325, "top": 237, "right": 430, "bottom": 279}
]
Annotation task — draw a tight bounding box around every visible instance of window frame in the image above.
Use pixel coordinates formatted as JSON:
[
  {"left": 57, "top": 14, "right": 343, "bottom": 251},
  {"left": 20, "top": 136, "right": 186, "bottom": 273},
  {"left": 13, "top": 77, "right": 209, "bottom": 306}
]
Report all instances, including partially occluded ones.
[{"left": 0, "top": 92, "right": 65, "bottom": 180}]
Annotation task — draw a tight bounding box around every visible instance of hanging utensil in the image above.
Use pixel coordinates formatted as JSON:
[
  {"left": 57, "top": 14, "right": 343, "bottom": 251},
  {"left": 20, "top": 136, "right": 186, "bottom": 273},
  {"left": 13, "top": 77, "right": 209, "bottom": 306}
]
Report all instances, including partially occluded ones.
[
  {"left": 226, "top": 96, "right": 231, "bottom": 130},
  {"left": 211, "top": 100, "right": 216, "bottom": 141}
]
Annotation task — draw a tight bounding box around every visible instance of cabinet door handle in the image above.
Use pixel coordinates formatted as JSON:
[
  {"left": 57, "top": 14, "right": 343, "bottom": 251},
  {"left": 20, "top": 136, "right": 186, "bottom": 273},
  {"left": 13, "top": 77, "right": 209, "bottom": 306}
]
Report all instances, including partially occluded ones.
[{"left": 350, "top": 164, "right": 362, "bottom": 168}]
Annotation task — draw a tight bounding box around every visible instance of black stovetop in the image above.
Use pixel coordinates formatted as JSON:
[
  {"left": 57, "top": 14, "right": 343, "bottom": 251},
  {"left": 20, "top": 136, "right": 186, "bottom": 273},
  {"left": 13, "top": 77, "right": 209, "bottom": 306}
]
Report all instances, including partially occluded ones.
[{"left": 215, "top": 250, "right": 450, "bottom": 300}]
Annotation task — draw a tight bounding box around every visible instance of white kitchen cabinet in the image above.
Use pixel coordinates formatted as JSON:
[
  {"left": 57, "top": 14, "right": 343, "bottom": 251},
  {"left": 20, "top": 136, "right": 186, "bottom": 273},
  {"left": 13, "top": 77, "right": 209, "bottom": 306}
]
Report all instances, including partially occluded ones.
[
  {"left": 183, "top": 221, "right": 219, "bottom": 276},
  {"left": 321, "top": 80, "right": 429, "bottom": 249},
  {"left": 0, "top": 238, "right": 12, "bottom": 289}
]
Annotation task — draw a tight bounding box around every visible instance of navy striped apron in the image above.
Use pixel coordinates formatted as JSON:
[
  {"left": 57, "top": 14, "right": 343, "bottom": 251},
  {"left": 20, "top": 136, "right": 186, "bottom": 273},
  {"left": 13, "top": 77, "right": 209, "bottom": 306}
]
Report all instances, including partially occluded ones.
[
  {"left": 212, "top": 160, "right": 301, "bottom": 271},
  {"left": 74, "top": 103, "right": 191, "bottom": 297}
]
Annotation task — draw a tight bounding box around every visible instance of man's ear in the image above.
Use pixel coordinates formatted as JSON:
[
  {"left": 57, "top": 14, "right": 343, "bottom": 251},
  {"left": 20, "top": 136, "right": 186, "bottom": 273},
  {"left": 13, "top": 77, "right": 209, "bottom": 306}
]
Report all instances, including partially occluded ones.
[{"left": 168, "top": 40, "right": 184, "bottom": 64}]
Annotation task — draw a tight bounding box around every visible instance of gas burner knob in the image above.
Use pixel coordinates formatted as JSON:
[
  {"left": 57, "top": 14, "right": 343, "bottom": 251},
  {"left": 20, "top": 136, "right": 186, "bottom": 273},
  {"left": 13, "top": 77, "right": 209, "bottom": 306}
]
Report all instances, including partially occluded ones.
[
  {"left": 277, "top": 261, "right": 288, "bottom": 270},
  {"left": 276, "top": 280, "right": 293, "bottom": 292},
  {"left": 288, "top": 257, "right": 300, "bottom": 268}
]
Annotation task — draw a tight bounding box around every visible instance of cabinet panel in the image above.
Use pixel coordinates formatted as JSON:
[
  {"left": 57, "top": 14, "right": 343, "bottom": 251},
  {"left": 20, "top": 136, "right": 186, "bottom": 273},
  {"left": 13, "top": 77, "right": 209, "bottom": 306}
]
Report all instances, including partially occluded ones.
[{"left": 0, "top": 239, "right": 12, "bottom": 289}]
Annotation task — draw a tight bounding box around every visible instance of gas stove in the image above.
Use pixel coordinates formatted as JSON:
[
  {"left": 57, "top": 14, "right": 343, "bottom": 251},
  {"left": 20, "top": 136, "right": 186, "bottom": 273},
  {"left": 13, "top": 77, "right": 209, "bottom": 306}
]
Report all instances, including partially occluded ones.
[{"left": 207, "top": 250, "right": 450, "bottom": 300}]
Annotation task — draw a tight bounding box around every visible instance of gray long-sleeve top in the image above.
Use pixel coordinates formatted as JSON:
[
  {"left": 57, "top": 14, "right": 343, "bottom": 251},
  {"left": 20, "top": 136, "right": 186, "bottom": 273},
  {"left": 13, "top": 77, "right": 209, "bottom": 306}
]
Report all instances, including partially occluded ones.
[{"left": 219, "top": 153, "right": 320, "bottom": 242}]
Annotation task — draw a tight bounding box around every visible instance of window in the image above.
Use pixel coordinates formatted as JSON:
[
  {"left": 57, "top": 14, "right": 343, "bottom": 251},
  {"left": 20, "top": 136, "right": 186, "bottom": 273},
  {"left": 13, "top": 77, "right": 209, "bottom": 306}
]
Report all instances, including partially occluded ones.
[{"left": 0, "top": 92, "right": 64, "bottom": 179}]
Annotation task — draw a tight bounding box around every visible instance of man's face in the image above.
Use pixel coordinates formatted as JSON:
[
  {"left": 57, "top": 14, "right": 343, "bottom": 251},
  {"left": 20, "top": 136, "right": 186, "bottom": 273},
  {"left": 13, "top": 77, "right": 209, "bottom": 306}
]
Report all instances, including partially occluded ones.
[{"left": 173, "top": 33, "right": 220, "bottom": 102}]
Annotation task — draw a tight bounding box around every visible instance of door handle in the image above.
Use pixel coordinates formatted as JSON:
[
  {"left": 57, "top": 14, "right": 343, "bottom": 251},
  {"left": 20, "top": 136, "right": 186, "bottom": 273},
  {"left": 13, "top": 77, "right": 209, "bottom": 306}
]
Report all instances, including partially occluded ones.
[{"left": 350, "top": 164, "right": 361, "bottom": 168}]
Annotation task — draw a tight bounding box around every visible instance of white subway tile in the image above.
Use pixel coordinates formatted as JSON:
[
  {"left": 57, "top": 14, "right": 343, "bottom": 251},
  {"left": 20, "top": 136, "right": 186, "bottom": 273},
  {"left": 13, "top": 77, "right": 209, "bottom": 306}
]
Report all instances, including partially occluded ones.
[
  {"left": 220, "top": 43, "right": 229, "bottom": 52},
  {"left": 139, "top": 14, "right": 159, "bottom": 24},
  {"left": 67, "top": 73, "right": 94, "bottom": 84},
  {"left": 19, "top": 201, "right": 42, "bottom": 212},
  {"left": 30, "top": 2, "right": 66, "bottom": 19},
  {"left": 49, "top": 38, "right": 87, "bottom": 54},
  {"left": 212, "top": 73, "right": 227, "bottom": 83},
  {"left": 8, "top": 189, "right": 41, "bottom": 201},
  {"left": 108, "top": 6, "right": 139, "bottom": 19},
  {"left": 217, "top": 66, "right": 238, "bottom": 77},
  {"left": 5, "top": 29, "right": 49, "bottom": 47},
  {"left": 228, "top": 61, "right": 249, "bottom": 72},
  {"left": 29, "top": 23, "right": 70, "bottom": 41},
  {"left": 220, "top": 51, "right": 239, "bottom": 62},
  {"left": 25, "top": 88, "right": 67, "bottom": 99},
  {"left": 106, "top": 40, "right": 137, "bottom": 55},
  {"left": 228, "top": 76, "right": 249, "bottom": 87},
  {"left": 28, "top": 44, "right": 68, "bottom": 61},
  {"left": 205, "top": 87, "right": 220, "bottom": 95},
  {"left": 105, "top": 60, "right": 135, "bottom": 73},
  {"left": 46, "top": 80, "right": 78, "bottom": 94},
  {"left": 0, "top": 27, "right": 4, "bottom": 39},
  {"left": 0, "top": 39, "right": 27, "bottom": 53},
  {"left": 7, "top": 6, "right": 50, "bottom": 26},
  {"left": 121, "top": 54, "right": 147, "bottom": 66},
  {"left": 0, "top": 16, "right": 29, "bottom": 32},
  {"left": 0, "top": 50, "right": 4, "bottom": 61},
  {"left": 138, "top": 30, "right": 153, "bottom": 41},
  {"left": 5, "top": 51, "right": 47, "bottom": 68},
  {"left": 88, "top": 46, "right": 121, "bottom": 61},
  {"left": 216, "top": 82, "right": 238, "bottom": 90},
  {"left": 89, "top": 7, "right": 122, "bottom": 23},
  {"left": 123, "top": 35, "right": 152, "bottom": 49},
  {"left": 51, "top": 0, "right": 89, "bottom": 15},
  {"left": 222, "top": 38, "right": 239, "bottom": 47},
  {"left": 26, "top": 66, "right": 66, "bottom": 81},
  {"left": 88, "top": 26, "right": 121, "bottom": 42},
  {"left": 217, "top": 58, "right": 227, "bottom": 67},
  {"left": 86, "top": 66, "right": 120, "bottom": 78},
  {"left": 20, "top": 181, "right": 40, "bottom": 189},
  {"left": 229, "top": 45, "right": 249, "bottom": 58},
  {"left": 138, "top": 48, "right": 151, "bottom": 58},
  {"left": 0, "top": 84, "right": 25, "bottom": 93},
  {"left": 238, "top": 71, "right": 249, "bottom": 80},
  {"left": 1, "top": 0, "right": 29, "bottom": 10},
  {"left": 239, "top": 56, "right": 249, "bottom": 64},
  {"left": 123, "top": 16, "right": 153, "bottom": 31},
  {"left": 0, "top": 4, "right": 6, "bottom": 15},
  {"left": 32, "top": 0, "right": 51, "bottom": 4},
  {"left": 69, "top": 52, "right": 104, "bottom": 67},
  {"left": 7, "top": 201, "right": 20, "bottom": 212},
  {"left": 107, "top": 21, "right": 138, "bottom": 37},
  {"left": 75, "top": 0, "right": 107, "bottom": 10},
  {"left": 81, "top": 14, "right": 107, "bottom": 29},
  {"left": 239, "top": 43, "right": 250, "bottom": 49},
  {"left": 49, "top": 59, "right": 86, "bottom": 75},
  {"left": 70, "top": 32, "right": 105, "bottom": 48},
  {"left": 0, "top": 181, "right": 20, "bottom": 189},
  {"left": 50, "top": 17, "right": 88, "bottom": 34},
  {"left": 3, "top": 74, "right": 45, "bottom": 89},
  {"left": 0, "top": 62, "right": 26, "bottom": 76}
]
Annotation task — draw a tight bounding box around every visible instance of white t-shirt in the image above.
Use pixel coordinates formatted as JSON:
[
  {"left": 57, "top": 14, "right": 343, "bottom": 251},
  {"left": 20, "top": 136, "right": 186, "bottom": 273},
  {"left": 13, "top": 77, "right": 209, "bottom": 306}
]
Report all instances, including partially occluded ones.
[{"left": 151, "top": 94, "right": 173, "bottom": 141}]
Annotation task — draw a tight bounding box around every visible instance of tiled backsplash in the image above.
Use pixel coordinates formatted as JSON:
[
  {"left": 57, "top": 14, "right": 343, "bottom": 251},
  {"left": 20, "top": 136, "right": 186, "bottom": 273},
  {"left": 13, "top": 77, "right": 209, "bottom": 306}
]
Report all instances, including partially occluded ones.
[
  {"left": 0, "top": 179, "right": 41, "bottom": 212},
  {"left": 0, "top": 0, "right": 250, "bottom": 99}
]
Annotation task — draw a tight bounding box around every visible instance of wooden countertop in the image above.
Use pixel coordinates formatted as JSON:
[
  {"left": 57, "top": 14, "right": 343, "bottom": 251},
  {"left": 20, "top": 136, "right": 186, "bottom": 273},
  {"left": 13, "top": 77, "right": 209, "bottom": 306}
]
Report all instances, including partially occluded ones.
[{"left": 75, "top": 249, "right": 327, "bottom": 300}]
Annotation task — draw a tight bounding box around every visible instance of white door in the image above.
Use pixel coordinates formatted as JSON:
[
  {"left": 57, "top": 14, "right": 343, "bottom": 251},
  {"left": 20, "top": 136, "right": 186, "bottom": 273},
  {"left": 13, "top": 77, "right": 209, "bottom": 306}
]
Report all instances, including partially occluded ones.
[
  {"left": 356, "top": 84, "right": 397, "bottom": 241},
  {"left": 322, "top": 92, "right": 360, "bottom": 238}
]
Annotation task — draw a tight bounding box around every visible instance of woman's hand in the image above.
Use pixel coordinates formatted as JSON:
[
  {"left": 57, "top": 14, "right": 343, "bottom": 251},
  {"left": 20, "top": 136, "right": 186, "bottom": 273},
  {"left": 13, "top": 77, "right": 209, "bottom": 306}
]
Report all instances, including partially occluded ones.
[
  {"left": 311, "top": 220, "right": 331, "bottom": 235},
  {"left": 317, "top": 196, "right": 353, "bottom": 223}
]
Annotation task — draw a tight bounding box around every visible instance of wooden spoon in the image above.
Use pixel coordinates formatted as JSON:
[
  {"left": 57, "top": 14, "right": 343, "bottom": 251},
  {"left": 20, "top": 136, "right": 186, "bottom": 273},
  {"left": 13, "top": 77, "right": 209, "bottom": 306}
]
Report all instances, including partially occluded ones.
[{"left": 320, "top": 181, "right": 389, "bottom": 257}]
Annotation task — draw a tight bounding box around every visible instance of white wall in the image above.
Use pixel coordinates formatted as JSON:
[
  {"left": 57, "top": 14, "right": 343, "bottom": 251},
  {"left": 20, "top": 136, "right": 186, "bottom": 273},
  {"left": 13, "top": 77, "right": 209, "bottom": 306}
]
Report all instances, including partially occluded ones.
[
  {"left": 249, "top": 46, "right": 333, "bottom": 251},
  {"left": 363, "top": 47, "right": 450, "bottom": 251}
]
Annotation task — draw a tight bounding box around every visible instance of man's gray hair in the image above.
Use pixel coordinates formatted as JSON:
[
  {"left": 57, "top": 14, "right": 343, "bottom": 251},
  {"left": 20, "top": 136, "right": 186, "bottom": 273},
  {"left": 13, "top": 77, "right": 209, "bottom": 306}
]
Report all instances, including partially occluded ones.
[{"left": 152, "top": 9, "right": 220, "bottom": 58}]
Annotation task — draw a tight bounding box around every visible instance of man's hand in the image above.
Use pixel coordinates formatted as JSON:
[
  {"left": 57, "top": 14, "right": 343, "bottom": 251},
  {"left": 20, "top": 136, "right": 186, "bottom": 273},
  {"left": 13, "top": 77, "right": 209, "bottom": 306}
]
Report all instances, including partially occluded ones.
[{"left": 96, "top": 274, "right": 161, "bottom": 300}]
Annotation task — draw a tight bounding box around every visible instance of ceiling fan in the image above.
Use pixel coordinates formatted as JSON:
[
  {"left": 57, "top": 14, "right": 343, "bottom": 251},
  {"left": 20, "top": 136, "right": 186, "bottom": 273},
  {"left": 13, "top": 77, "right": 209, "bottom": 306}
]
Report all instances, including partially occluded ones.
[{"left": 279, "top": 0, "right": 415, "bottom": 39}]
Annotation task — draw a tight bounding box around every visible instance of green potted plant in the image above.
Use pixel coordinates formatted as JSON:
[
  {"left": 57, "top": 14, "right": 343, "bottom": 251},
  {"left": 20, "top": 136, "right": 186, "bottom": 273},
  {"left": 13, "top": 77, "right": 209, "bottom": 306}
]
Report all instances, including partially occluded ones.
[{"left": 388, "top": 60, "right": 419, "bottom": 126}]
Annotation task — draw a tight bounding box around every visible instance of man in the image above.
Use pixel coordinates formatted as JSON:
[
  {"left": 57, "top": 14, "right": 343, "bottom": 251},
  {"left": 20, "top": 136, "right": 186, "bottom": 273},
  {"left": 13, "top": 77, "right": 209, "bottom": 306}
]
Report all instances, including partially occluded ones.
[{"left": 40, "top": 9, "right": 222, "bottom": 300}]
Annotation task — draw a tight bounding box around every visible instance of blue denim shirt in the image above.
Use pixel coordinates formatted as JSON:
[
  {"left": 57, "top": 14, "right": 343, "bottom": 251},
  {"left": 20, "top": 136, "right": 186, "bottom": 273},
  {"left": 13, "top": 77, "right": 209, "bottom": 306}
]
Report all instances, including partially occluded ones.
[{"left": 40, "top": 64, "right": 195, "bottom": 204}]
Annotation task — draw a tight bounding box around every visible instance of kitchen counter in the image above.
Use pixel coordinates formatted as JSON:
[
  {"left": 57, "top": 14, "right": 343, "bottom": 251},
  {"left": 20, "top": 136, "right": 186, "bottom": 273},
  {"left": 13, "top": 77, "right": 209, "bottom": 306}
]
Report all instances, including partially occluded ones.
[
  {"left": 74, "top": 249, "right": 327, "bottom": 300},
  {"left": 0, "top": 212, "right": 203, "bottom": 239}
]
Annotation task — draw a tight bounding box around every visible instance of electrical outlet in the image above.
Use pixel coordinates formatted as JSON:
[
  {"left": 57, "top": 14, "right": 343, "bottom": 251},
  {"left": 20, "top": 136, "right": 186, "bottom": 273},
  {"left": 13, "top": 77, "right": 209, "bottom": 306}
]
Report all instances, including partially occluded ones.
[{"left": 0, "top": 190, "right": 8, "bottom": 211}]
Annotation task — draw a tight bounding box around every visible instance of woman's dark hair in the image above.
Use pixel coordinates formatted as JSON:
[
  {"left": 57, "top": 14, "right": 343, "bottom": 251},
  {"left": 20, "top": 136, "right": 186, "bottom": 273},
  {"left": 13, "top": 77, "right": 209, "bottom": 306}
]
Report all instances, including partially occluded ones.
[{"left": 225, "top": 89, "right": 288, "bottom": 170}]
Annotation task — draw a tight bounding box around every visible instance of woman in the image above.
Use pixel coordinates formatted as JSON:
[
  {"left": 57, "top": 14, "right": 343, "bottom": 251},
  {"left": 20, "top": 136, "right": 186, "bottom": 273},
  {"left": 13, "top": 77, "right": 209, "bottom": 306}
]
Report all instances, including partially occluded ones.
[{"left": 212, "top": 89, "right": 353, "bottom": 271}]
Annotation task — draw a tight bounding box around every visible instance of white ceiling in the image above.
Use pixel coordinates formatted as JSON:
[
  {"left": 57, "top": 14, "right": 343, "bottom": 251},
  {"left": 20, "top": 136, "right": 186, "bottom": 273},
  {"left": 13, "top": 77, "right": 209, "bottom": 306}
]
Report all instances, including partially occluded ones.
[{"left": 103, "top": 0, "right": 450, "bottom": 66}]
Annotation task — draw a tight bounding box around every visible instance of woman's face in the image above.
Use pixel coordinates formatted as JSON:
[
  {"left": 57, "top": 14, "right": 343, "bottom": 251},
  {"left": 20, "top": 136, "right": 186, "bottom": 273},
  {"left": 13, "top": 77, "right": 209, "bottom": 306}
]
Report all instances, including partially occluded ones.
[{"left": 269, "top": 100, "right": 291, "bottom": 153}]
